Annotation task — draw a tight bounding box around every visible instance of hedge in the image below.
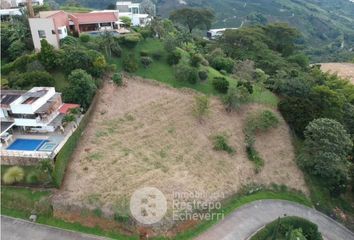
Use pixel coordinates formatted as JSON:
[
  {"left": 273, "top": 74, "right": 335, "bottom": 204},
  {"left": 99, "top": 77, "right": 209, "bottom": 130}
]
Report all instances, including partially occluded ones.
[
  {"left": 251, "top": 216, "right": 323, "bottom": 240},
  {"left": 52, "top": 92, "right": 99, "bottom": 187}
]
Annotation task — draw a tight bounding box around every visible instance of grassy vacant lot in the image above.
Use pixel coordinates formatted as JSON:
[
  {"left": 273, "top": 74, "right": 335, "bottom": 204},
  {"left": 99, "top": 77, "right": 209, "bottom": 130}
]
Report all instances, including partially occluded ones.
[
  {"left": 111, "top": 39, "right": 278, "bottom": 107},
  {"left": 54, "top": 78, "right": 307, "bottom": 231}
]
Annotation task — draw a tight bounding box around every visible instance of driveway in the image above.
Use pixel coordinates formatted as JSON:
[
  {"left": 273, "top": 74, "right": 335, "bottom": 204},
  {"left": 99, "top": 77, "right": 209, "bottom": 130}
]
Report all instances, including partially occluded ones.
[
  {"left": 195, "top": 200, "right": 354, "bottom": 240},
  {"left": 1, "top": 216, "right": 108, "bottom": 240}
]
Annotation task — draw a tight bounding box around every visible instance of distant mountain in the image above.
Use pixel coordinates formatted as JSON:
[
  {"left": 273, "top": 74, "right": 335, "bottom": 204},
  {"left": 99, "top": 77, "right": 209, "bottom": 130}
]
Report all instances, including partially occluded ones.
[{"left": 156, "top": 0, "right": 354, "bottom": 62}]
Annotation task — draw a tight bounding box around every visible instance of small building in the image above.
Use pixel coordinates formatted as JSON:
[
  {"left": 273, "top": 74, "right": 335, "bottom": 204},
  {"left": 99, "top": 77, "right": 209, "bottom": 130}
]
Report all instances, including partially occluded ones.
[
  {"left": 0, "top": 8, "right": 22, "bottom": 21},
  {"left": 28, "top": 10, "right": 69, "bottom": 51},
  {"left": 1, "top": 0, "right": 43, "bottom": 8},
  {"left": 207, "top": 28, "right": 238, "bottom": 40},
  {"left": 116, "top": 0, "right": 152, "bottom": 27},
  {"left": 68, "top": 11, "right": 120, "bottom": 34}
]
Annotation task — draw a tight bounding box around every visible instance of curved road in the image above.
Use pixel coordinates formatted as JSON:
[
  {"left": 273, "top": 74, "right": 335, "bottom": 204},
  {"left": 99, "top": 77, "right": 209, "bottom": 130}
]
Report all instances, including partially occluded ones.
[{"left": 195, "top": 200, "right": 354, "bottom": 240}]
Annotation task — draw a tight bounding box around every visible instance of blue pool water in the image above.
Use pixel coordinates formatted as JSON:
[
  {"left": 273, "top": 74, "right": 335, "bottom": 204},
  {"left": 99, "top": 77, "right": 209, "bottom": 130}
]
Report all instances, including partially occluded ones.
[{"left": 7, "top": 139, "right": 48, "bottom": 151}]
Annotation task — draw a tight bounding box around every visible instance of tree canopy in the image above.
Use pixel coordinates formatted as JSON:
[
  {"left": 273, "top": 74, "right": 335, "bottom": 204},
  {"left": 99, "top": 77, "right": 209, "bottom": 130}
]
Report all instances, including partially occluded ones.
[{"left": 170, "top": 8, "right": 215, "bottom": 33}]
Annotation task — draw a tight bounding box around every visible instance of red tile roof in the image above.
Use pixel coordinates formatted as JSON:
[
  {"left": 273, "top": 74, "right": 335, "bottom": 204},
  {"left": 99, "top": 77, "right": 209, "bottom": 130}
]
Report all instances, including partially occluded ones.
[
  {"left": 70, "top": 12, "right": 118, "bottom": 24},
  {"left": 59, "top": 103, "right": 80, "bottom": 114}
]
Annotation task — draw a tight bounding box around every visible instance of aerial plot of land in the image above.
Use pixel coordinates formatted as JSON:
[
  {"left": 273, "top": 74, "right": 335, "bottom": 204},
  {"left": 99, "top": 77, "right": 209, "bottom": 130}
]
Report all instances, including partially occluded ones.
[
  {"left": 320, "top": 63, "right": 354, "bottom": 84},
  {"left": 53, "top": 77, "right": 307, "bottom": 225}
]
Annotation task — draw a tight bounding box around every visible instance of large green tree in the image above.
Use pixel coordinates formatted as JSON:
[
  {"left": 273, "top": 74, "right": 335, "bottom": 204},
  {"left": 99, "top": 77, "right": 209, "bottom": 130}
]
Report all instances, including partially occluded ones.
[
  {"left": 299, "top": 118, "right": 352, "bottom": 194},
  {"left": 170, "top": 8, "right": 214, "bottom": 33},
  {"left": 63, "top": 69, "right": 97, "bottom": 109}
]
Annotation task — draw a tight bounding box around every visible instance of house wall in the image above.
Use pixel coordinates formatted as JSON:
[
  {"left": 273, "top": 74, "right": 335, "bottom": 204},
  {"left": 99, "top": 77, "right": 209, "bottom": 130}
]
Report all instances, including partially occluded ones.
[{"left": 29, "top": 18, "right": 58, "bottom": 51}]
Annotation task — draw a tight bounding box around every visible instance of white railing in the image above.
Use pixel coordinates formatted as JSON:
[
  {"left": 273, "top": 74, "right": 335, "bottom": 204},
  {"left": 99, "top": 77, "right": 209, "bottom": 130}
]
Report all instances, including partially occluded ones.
[{"left": 0, "top": 150, "right": 52, "bottom": 159}]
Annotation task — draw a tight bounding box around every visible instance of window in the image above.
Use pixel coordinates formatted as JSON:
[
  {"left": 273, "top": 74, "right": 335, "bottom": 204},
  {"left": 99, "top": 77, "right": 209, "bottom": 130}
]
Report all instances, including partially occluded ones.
[
  {"left": 52, "top": 30, "right": 56, "bottom": 34},
  {"left": 58, "top": 29, "right": 62, "bottom": 34},
  {"left": 64, "top": 28, "right": 67, "bottom": 33},
  {"left": 38, "top": 30, "right": 46, "bottom": 38},
  {"left": 132, "top": 7, "right": 139, "bottom": 14}
]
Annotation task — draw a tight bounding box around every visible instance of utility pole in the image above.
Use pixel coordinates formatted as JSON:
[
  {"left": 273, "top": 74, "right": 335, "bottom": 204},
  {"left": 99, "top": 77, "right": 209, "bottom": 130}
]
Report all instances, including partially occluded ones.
[{"left": 27, "top": 0, "right": 35, "bottom": 18}]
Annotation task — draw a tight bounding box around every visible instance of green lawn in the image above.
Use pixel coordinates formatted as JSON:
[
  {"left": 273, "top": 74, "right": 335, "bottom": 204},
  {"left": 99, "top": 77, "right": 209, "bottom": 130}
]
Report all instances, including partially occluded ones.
[{"left": 112, "top": 38, "right": 278, "bottom": 106}]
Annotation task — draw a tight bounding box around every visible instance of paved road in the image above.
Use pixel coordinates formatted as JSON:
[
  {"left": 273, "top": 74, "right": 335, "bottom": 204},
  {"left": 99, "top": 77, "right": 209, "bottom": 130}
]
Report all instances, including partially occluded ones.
[
  {"left": 195, "top": 200, "right": 354, "bottom": 240},
  {"left": 1, "top": 216, "right": 108, "bottom": 240}
]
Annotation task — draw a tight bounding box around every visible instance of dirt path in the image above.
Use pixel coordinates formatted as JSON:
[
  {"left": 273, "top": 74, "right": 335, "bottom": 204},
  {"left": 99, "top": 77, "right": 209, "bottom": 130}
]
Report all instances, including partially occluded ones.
[
  {"left": 320, "top": 63, "right": 354, "bottom": 84},
  {"left": 195, "top": 200, "right": 354, "bottom": 240}
]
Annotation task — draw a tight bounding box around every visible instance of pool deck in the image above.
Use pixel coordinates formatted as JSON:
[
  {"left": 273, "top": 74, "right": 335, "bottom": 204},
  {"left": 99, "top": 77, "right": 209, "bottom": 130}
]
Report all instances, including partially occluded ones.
[{"left": 0, "top": 116, "right": 82, "bottom": 162}]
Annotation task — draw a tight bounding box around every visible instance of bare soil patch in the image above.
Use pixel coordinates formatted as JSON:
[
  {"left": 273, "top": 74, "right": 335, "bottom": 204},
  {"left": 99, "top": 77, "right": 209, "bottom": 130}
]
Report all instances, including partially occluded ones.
[
  {"left": 53, "top": 77, "right": 307, "bottom": 230},
  {"left": 320, "top": 63, "right": 354, "bottom": 84}
]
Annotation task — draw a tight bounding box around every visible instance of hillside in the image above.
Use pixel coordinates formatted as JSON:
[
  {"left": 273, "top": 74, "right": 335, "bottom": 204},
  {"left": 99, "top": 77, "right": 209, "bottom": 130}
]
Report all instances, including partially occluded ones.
[{"left": 156, "top": 0, "right": 354, "bottom": 62}]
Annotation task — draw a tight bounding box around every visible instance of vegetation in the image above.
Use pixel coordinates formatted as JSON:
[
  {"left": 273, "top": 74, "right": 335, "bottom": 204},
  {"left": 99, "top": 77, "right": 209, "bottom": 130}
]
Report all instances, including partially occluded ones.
[
  {"left": 244, "top": 110, "right": 279, "bottom": 172},
  {"left": 192, "top": 95, "right": 210, "bottom": 122},
  {"left": 169, "top": 8, "right": 215, "bottom": 33},
  {"left": 2, "top": 166, "right": 24, "bottom": 184},
  {"left": 212, "top": 77, "right": 229, "bottom": 93},
  {"left": 250, "top": 216, "right": 323, "bottom": 240},
  {"left": 112, "top": 72, "right": 123, "bottom": 86},
  {"left": 299, "top": 118, "right": 352, "bottom": 195},
  {"left": 212, "top": 134, "right": 235, "bottom": 155},
  {"left": 223, "top": 85, "right": 250, "bottom": 112}
]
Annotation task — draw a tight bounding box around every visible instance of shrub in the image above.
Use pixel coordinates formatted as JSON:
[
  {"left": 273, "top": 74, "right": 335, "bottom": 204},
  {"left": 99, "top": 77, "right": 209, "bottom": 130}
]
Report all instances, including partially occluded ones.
[
  {"left": 212, "top": 77, "right": 229, "bottom": 93},
  {"left": 140, "top": 50, "right": 149, "bottom": 57},
  {"left": 198, "top": 70, "right": 208, "bottom": 81},
  {"left": 245, "top": 110, "right": 279, "bottom": 134},
  {"left": 192, "top": 95, "right": 210, "bottom": 122},
  {"left": 3, "top": 166, "right": 24, "bottom": 184},
  {"left": 140, "top": 29, "right": 152, "bottom": 39},
  {"left": 9, "top": 71, "right": 55, "bottom": 89},
  {"left": 111, "top": 42, "right": 122, "bottom": 57},
  {"left": 112, "top": 72, "right": 123, "bottom": 86},
  {"left": 63, "top": 114, "right": 75, "bottom": 123},
  {"left": 60, "top": 36, "right": 79, "bottom": 47},
  {"left": 175, "top": 63, "right": 198, "bottom": 84},
  {"left": 26, "top": 171, "right": 39, "bottom": 185},
  {"left": 122, "top": 54, "right": 138, "bottom": 72},
  {"left": 79, "top": 34, "right": 90, "bottom": 43},
  {"left": 210, "top": 56, "right": 234, "bottom": 73},
  {"left": 223, "top": 85, "right": 250, "bottom": 111},
  {"left": 237, "top": 80, "right": 253, "bottom": 94},
  {"left": 212, "top": 134, "right": 235, "bottom": 154},
  {"left": 141, "top": 56, "right": 153, "bottom": 68},
  {"left": 246, "top": 145, "right": 264, "bottom": 173},
  {"left": 2, "top": 53, "right": 38, "bottom": 74},
  {"left": 26, "top": 60, "right": 45, "bottom": 72},
  {"left": 190, "top": 53, "right": 203, "bottom": 67},
  {"left": 167, "top": 50, "right": 182, "bottom": 65},
  {"left": 152, "top": 51, "right": 163, "bottom": 61},
  {"left": 119, "top": 33, "right": 141, "bottom": 48}
]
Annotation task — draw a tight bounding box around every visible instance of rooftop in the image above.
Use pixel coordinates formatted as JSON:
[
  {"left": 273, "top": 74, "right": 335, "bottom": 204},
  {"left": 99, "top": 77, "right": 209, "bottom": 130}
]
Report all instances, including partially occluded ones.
[{"left": 70, "top": 12, "right": 118, "bottom": 24}]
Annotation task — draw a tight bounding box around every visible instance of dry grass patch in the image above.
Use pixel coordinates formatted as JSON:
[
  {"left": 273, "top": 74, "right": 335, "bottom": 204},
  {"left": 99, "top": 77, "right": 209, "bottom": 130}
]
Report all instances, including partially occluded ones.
[
  {"left": 54, "top": 77, "right": 308, "bottom": 224},
  {"left": 320, "top": 63, "right": 354, "bottom": 84}
]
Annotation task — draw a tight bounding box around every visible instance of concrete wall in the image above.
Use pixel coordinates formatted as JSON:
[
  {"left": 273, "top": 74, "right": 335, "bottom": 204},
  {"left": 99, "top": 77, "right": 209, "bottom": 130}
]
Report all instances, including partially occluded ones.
[{"left": 29, "top": 18, "right": 58, "bottom": 51}]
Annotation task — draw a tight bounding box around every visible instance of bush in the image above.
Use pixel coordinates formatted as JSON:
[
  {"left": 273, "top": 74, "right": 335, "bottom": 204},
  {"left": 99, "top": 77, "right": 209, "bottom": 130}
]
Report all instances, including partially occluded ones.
[
  {"left": 198, "top": 70, "right": 208, "bottom": 81},
  {"left": 2, "top": 53, "right": 38, "bottom": 74},
  {"left": 9, "top": 71, "right": 55, "bottom": 89},
  {"left": 192, "top": 95, "right": 210, "bottom": 122},
  {"left": 237, "top": 80, "right": 253, "bottom": 94},
  {"left": 212, "top": 77, "right": 229, "bottom": 93},
  {"left": 119, "top": 33, "right": 142, "bottom": 48},
  {"left": 26, "top": 60, "right": 45, "bottom": 72},
  {"left": 210, "top": 56, "right": 234, "bottom": 73},
  {"left": 175, "top": 63, "right": 198, "bottom": 84},
  {"left": 141, "top": 56, "right": 153, "bottom": 68},
  {"left": 3, "top": 166, "right": 24, "bottom": 184},
  {"left": 111, "top": 42, "right": 122, "bottom": 57},
  {"left": 112, "top": 72, "right": 123, "bottom": 86},
  {"left": 190, "top": 53, "right": 203, "bottom": 67},
  {"left": 140, "top": 50, "right": 149, "bottom": 57},
  {"left": 60, "top": 36, "right": 79, "bottom": 47},
  {"left": 26, "top": 171, "right": 39, "bottom": 185},
  {"left": 79, "top": 34, "right": 90, "bottom": 43},
  {"left": 212, "top": 134, "right": 235, "bottom": 154},
  {"left": 245, "top": 110, "right": 279, "bottom": 134},
  {"left": 152, "top": 51, "right": 163, "bottom": 61},
  {"left": 122, "top": 54, "right": 138, "bottom": 72},
  {"left": 167, "top": 50, "right": 182, "bottom": 65},
  {"left": 223, "top": 85, "right": 250, "bottom": 111}
]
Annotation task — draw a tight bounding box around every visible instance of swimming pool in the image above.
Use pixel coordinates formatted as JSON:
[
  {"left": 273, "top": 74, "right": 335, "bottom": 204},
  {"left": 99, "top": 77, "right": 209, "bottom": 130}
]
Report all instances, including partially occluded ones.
[{"left": 7, "top": 139, "right": 48, "bottom": 151}]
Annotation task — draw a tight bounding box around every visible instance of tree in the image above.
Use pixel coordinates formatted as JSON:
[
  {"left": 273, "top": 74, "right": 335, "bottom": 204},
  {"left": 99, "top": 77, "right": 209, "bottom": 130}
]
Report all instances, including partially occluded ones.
[
  {"left": 64, "top": 69, "right": 97, "bottom": 109},
  {"left": 3, "top": 166, "right": 24, "bottom": 184},
  {"left": 212, "top": 77, "right": 229, "bottom": 93},
  {"left": 299, "top": 118, "right": 352, "bottom": 194},
  {"left": 210, "top": 56, "right": 234, "bottom": 73},
  {"left": 192, "top": 95, "right": 210, "bottom": 122},
  {"left": 98, "top": 31, "right": 115, "bottom": 59},
  {"left": 39, "top": 39, "right": 58, "bottom": 70},
  {"left": 175, "top": 63, "right": 198, "bottom": 84},
  {"left": 140, "top": 0, "right": 156, "bottom": 16},
  {"left": 120, "top": 16, "right": 132, "bottom": 28},
  {"left": 264, "top": 23, "right": 300, "bottom": 57},
  {"left": 122, "top": 54, "right": 138, "bottom": 72},
  {"left": 170, "top": 8, "right": 215, "bottom": 33}
]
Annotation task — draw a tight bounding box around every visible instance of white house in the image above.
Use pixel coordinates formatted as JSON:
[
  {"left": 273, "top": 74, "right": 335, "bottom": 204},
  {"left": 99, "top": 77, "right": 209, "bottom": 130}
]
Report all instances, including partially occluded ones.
[
  {"left": 1, "top": 87, "right": 79, "bottom": 135},
  {"left": 116, "top": 1, "right": 152, "bottom": 27}
]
